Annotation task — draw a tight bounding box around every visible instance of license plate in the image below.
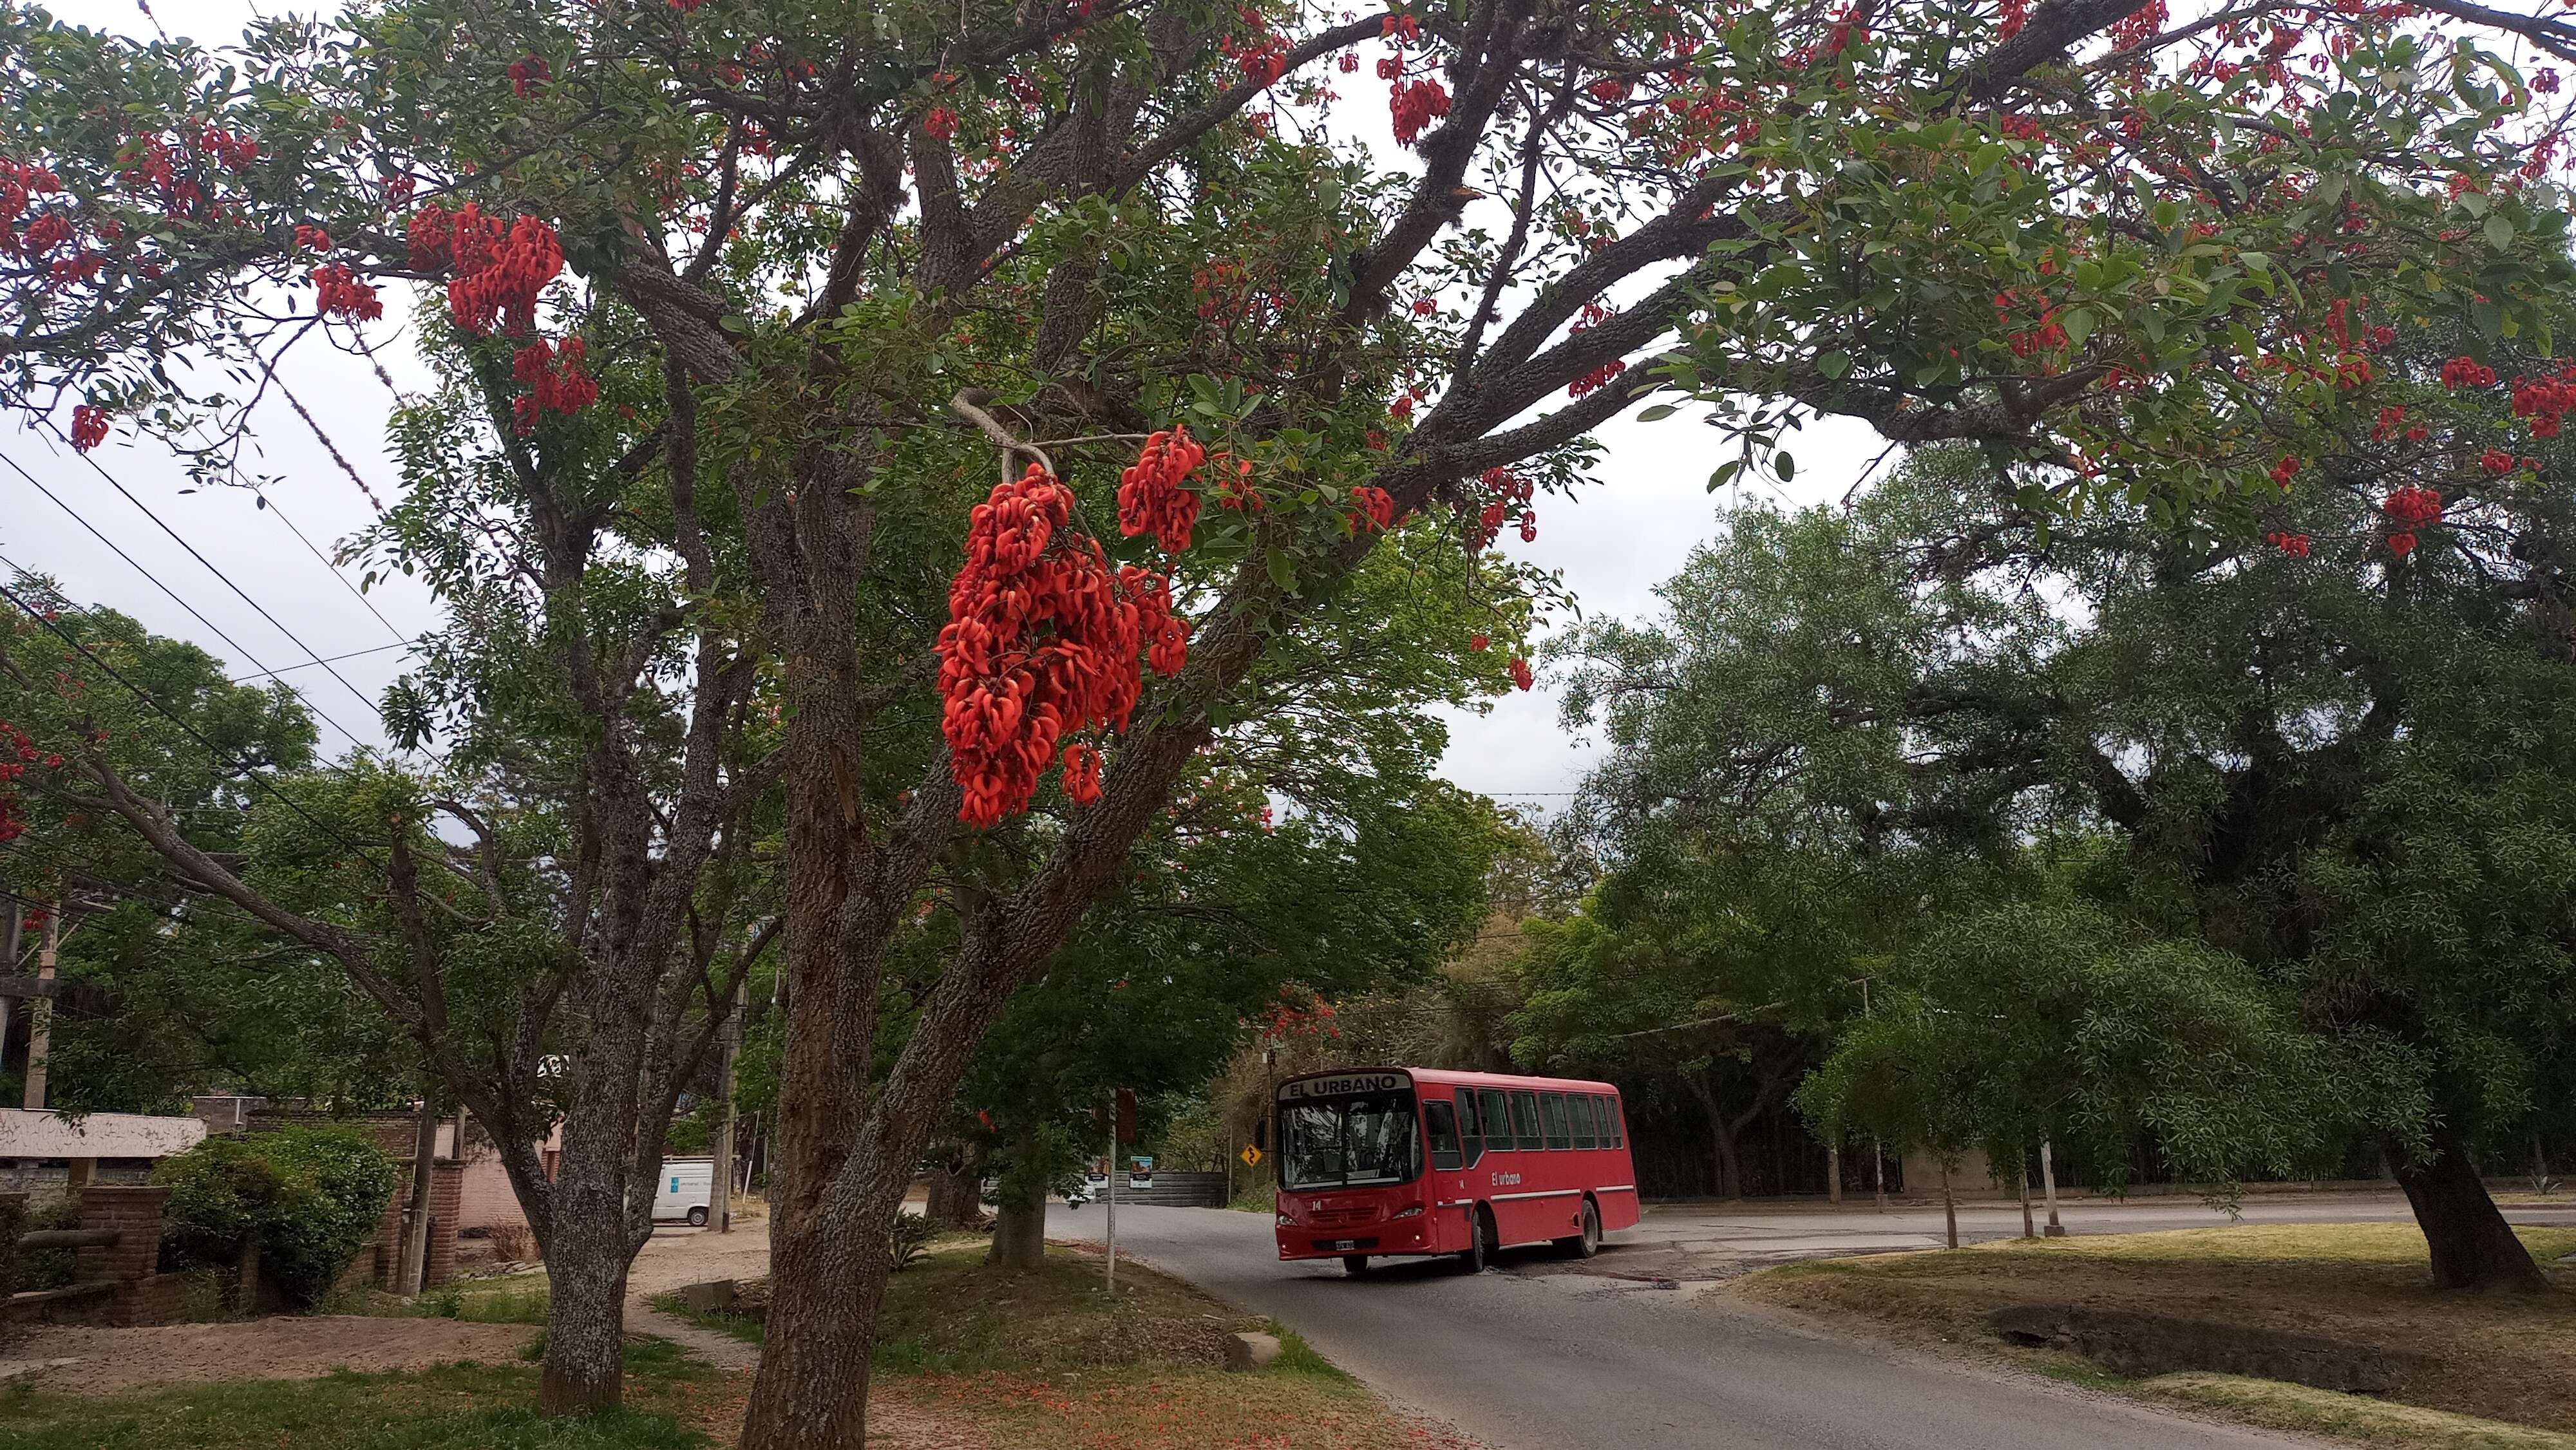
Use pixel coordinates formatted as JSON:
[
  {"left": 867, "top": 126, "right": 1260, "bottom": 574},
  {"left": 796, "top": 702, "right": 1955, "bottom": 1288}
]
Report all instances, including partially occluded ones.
[{"left": 1330, "top": 1239, "right": 1356, "bottom": 1251}]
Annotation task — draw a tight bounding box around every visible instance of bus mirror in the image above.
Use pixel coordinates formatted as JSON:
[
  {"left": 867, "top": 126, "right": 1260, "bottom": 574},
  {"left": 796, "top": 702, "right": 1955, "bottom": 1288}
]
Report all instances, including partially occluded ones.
[{"left": 1253, "top": 1120, "right": 1268, "bottom": 1153}]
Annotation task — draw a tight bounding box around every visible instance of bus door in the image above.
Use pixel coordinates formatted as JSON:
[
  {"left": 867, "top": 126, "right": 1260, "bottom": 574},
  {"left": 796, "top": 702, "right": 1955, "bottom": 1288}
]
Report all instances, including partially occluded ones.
[{"left": 1421, "top": 1090, "right": 1478, "bottom": 1253}]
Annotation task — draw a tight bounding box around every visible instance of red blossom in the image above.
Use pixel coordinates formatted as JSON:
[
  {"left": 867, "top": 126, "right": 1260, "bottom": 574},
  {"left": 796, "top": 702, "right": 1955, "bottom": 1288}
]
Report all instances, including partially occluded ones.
[
  {"left": 1117, "top": 426, "right": 1206, "bottom": 552},
  {"left": 1508, "top": 657, "right": 1534, "bottom": 691},
  {"left": 70, "top": 404, "right": 107, "bottom": 451}
]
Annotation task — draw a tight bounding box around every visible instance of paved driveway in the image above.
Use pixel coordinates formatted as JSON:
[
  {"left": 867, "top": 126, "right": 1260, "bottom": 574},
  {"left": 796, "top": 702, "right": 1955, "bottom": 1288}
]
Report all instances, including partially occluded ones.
[{"left": 1045, "top": 1198, "right": 2544, "bottom": 1450}]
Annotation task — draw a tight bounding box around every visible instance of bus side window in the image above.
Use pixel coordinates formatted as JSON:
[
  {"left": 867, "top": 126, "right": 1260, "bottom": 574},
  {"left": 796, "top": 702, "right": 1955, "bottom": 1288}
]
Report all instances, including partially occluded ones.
[
  {"left": 1425, "top": 1098, "right": 1463, "bottom": 1171},
  {"left": 1539, "top": 1092, "right": 1572, "bottom": 1150},
  {"left": 1587, "top": 1095, "right": 1611, "bottom": 1147},
  {"left": 1481, "top": 1089, "right": 1514, "bottom": 1154},
  {"left": 1605, "top": 1095, "right": 1625, "bottom": 1148},
  {"left": 1571, "top": 1094, "right": 1596, "bottom": 1150},
  {"left": 1455, "top": 1089, "right": 1484, "bottom": 1167},
  {"left": 1511, "top": 1091, "right": 1545, "bottom": 1151}
]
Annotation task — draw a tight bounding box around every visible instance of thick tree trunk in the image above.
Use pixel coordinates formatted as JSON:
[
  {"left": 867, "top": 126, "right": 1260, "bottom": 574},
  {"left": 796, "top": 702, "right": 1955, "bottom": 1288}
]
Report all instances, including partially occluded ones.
[
  {"left": 739, "top": 1134, "right": 910, "bottom": 1448},
  {"left": 987, "top": 1197, "right": 1046, "bottom": 1270},
  {"left": 537, "top": 1178, "right": 635, "bottom": 1414},
  {"left": 2391, "top": 1130, "right": 2547, "bottom": 1292},
  {"left": 1712, "top": 1126, "right": 1743, "bottom": 1201},
  {"left": 925, "top": 1147, "right": 981, "bottom": 1229}
]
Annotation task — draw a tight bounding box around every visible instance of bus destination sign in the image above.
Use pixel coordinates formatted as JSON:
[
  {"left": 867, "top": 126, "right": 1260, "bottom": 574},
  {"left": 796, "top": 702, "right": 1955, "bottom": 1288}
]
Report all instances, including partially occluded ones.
[{"left": 1278, "top": 1071, "right": 1411, "bottom": 1102}]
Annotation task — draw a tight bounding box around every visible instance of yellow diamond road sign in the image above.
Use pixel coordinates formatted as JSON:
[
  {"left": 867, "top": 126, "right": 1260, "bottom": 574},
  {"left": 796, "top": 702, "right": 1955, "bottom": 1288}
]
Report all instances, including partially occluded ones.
[{"left": 1240, "top": 1145, "right": 1263, "bottom": 1167}]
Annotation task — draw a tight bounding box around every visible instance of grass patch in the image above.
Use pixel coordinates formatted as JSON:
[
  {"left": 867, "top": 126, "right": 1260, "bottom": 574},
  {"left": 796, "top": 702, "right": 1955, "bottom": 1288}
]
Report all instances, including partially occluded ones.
[
  {"left": 343, "top": 1272, "right": 553, "bottom": 1326},
  {"left": 0, "top": 1337, "right": 734, "bottom": 1450},
  {"left": 1738, "top": 1222, "right": 2576, "bottom": 1445},
  {"left": 2145, "top": 1373, "right": 2576, "bottom": 1449},
  {"left": 647, "top": 1292, "right": 764, "bottom": 1347},
  {"left": 1264, "top": 1319, "right": 1354, "bottom": 1383},
  {"left": 1227, "top": 1182, "right": 1278, "bottom": 1215},
  {"left": 878, "top": 1367, "right": 1460, "bottom": 1450}
]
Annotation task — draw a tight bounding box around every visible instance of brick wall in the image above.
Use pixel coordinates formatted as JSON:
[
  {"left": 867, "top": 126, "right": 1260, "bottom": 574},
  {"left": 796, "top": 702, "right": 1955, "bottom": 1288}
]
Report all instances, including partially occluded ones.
[
  {"left": 73, "top": 1185, "right": 167, "bottom": 1285},
  {"left": 70, "top": 1185, "right": 180, "bottom": 1325},
  {"left": 425, "top": 1160, "right": 463, "bottom": 1288}
]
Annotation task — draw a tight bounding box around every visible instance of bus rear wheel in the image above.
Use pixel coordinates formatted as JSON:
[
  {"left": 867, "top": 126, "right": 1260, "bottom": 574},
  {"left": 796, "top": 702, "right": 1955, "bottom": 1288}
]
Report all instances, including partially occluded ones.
[
  {"left": 1341, "top": 1255, "right": 1370, "bottom": 1276},
  {"left": 1553, "top": 1200, "right": 1598, "bottom": 1259}
]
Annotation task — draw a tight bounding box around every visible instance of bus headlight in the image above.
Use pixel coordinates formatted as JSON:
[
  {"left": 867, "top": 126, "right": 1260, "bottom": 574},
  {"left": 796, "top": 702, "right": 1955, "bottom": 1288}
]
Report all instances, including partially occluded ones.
[{"left": 1391, "top": 1205, "right": 1423, "bottom": 1219}]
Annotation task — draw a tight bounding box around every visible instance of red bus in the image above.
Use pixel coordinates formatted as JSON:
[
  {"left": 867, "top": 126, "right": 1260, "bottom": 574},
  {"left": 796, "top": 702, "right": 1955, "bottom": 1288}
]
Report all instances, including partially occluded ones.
[{"left": 1272, "top": 1066, "right": 1640, "bottom": 1274}]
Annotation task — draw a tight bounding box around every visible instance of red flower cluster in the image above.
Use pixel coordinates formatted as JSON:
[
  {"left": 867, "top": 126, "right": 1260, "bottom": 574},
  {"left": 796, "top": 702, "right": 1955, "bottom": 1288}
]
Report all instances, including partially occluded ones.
[
  {"left": 1569, "top": 358, "right": 1627, "bottom": 397},
  {"left": 1212, "top": 453, "right": 1263, "bottom": 512},
  {"left": 408, "top": 203, "right": 565, "bottom": 336},
  {"left": 1463, "top": 465, "right": 1536, "bottom": 549},
  {"left": 2266, "top": 531, "right": 2311, "bottom": 557},
  {"left": 1999, "top": 0, "right": 2029, "bottom": 38},
  {"left": 0, "top": 718, "right": 46, "bottom": 843},
  {"left": 925, "top": 107, "right": 958, "bottom": 140},
  {"left": 2370, "top": 405, "right": 2408, "bottom": 442},
  {"left": 292, "top": 223, "right": 332, "bottom": 251},
  {"left": 0, "top": 158, "right": 62, "bottom": 261},
  {"left": 1224, "top": 26, "right": 1289, "bottom": 87},
  {"left": 198, "top": 127, "right": 260, "bottom": 173},
  {"left": 1508, "top": 657, "right": 1534, "bottom": 691},
  {"left": 1469, "top": 632, "right": 1490, "bottom": 652},
  {"left": 1349, "top": 485, "right": 1396, "bottom": 532},
  {"left": 2268, "top": 454, "right": 2300, "bottom": 488},
  {"left": 2440, "top": 355, "right": 2497, "bottom": 390},
  {"left": 2383, "top": 484, "right": 2443, "bottom": 557},
  {"left": 2479, "top": 446, "right": 2515, "bottom": 477},
  {"left": 311, "top": 263, "right": 382, "bottom": 321},
  {"left": 2510, "top": 364, "right": 2576, "bottom": 438},
  {"left": 1117, "top": 426, "right": 1204, "bottom": 552},
  {"left": 938, "top": 464, "right": 1190, "bottom": 827},
  {"left": 509, "top": 54, "right": 550, "bottom": 97},
  {"left": 509, "top": 337, "right": 600, "bottom": 433},
  {"left": 69, "top": 404, "right": 107, "bottom": 451},
  {"left": 1390, "top": 77, "right": 1451, "bottom": 147}
]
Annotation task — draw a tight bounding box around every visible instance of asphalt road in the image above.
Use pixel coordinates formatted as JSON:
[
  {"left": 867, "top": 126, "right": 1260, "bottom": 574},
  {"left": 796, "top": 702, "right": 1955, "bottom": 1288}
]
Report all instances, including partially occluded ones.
[{"left": 1045, "top": 1199, "right": 2444, "bottom": 1450}]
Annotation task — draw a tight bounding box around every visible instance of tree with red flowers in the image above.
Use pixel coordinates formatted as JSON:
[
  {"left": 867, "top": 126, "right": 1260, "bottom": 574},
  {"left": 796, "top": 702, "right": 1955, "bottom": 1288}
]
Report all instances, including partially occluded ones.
[{"left": 8, "top": 0, "right": 2576, "bottom": 1440}]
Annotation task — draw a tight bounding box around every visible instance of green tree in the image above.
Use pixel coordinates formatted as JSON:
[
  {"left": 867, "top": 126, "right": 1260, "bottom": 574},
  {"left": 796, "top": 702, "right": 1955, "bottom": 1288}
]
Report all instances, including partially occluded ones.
[
  {"left": 0, "top": 579, "right": 415, "bottom": 1113},
  {"left": 1558, "top": 438, "right": 2576, "bottom": 1289},
  {"left": 10, "top": 0, "right": 2576, "bottom": 1439}
]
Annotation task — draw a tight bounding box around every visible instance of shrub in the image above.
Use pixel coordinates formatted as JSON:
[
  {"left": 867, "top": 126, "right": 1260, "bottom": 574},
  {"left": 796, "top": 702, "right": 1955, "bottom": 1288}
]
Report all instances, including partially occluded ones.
[
  {"left": 891, "top": 1212, "right": 939, "bottom": 1273},
  {"left": 155, "top": 1125, "right": 398, "bottom": 1308}
]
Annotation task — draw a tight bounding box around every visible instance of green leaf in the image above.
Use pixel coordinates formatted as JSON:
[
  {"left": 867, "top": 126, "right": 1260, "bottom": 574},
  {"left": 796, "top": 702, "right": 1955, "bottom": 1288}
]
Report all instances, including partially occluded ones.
[
  {"left": 1707, "top": 460, "right": 1743, "bottom": 493},
  {"left": 2061, "top": 309, "right": 2095, "bottom": 348},
  {"left": 2484, "top": 211, "right": 2515, "bottom": 250},
  {"left": 1265, "top": 546, "right": 1298, "bottom": 594},
  {"left": 1636, "top": 403, "right": 1680, "bottom": 422},
  {"left": 1776, "top": 451, "right": 1796, "bottom": 482},
  {"left": 1817, "top": 351, "right": 1852, "bottom": 379}
]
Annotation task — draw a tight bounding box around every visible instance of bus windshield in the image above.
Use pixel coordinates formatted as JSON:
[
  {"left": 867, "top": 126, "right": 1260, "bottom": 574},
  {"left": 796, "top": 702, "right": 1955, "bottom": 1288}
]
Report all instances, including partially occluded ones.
[{"left": 1280, "top": 1092, "right": 1419, "bottom": 1190}]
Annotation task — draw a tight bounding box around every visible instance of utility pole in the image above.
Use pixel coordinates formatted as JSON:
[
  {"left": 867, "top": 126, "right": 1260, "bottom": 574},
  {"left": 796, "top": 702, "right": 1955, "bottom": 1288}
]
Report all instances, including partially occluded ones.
[
  {"left": 1, "top": 903, "right": 21, "bottom": 1075},
  {"left": 400, "top": 1086, "right": 438, "bottom": 1294},
  {"left": 1104, "top": 1090, "right": 1117, "bottom": 1295},
  {"left": 2040, "top": 1138, "right": 2066, "bottom": 1237},
  {"left": 21, "top": 898, "right": 59, "bottom": 1110},
  {"left": 711, "top": 979, "right": 746, "bottom": 1232}
]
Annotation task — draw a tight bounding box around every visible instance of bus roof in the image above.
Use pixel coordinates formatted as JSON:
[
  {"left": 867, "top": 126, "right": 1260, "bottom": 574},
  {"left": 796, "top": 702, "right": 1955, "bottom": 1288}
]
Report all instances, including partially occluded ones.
[{"left": 1274, "top": 1065, "right": 1622, "bottom": 1097}]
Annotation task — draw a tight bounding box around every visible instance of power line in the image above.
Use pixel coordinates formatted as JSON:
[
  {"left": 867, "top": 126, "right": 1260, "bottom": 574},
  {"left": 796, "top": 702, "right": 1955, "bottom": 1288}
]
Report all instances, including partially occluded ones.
[
  {"left": 254, "top": 487, "right": 407, "bottom": 642},
  {"left": 0, "top": 575, "right": 388, "bottom": 874},
  {"left": 1, "top": 453, "right": 377, "bottom": 752},
  {"left": 231, "top": 639, "right": 417, "bottom": 684},
  {"left": 72, "top": 449, "right": 392, "bottom": 734}
]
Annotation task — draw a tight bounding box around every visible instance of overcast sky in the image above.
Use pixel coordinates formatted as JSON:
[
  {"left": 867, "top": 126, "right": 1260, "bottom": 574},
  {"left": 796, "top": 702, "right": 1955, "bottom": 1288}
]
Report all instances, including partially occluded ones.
[{"left": 3, "top": 0, "right": 1889, "bottom": 811}]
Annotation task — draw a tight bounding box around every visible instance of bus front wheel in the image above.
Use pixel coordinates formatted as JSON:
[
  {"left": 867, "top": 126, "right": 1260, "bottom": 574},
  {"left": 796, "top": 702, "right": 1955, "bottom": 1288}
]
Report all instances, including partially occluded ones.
[{"left": 1457, "top": 1206, "right": 1495, "bottom": 1274}]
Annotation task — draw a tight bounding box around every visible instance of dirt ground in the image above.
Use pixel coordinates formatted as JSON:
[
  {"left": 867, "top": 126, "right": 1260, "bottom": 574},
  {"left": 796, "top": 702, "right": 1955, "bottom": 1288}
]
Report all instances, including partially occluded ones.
[{"left": 3, "top": 1314, "right": 539, "bottom": 1395}]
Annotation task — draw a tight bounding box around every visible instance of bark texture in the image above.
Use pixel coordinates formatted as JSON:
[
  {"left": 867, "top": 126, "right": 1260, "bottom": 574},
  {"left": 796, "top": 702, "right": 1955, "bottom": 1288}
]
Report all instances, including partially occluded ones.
[{"left": 2392, "top": 1129, "right": 2548, "bottom": 1292}]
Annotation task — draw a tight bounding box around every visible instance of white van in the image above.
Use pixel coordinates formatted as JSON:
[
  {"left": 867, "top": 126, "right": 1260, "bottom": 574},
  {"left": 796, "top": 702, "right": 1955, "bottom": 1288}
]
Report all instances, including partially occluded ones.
[{"left": 653, "top": 1158, "right": 715, "bottom": 1226}]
